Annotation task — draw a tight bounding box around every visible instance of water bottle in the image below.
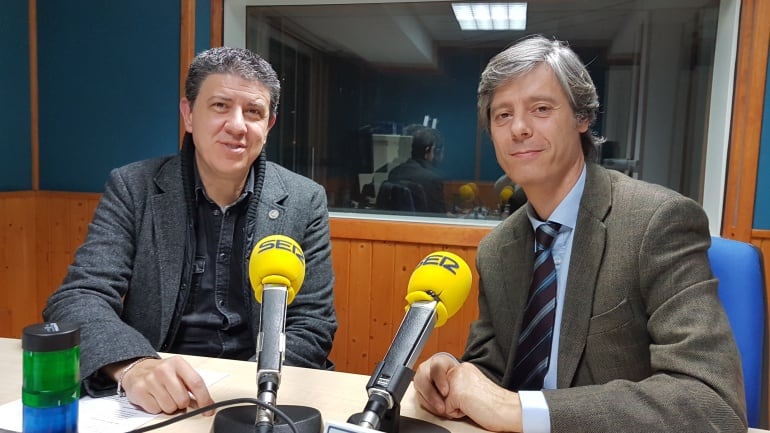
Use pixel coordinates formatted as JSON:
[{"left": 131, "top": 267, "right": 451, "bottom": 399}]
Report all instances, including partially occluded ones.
[{"left": 22, "top": 322, "right": 80, "bottom": 433}]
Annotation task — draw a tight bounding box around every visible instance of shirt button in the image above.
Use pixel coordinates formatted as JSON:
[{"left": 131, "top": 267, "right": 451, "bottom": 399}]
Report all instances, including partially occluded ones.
[
  {"left": 213, "top": 209, "right": 220, "bottom": 216},
  {"left": 220, "top": 252, "right": 227, "bottom": 259},
  {"left": 218, "top": 300, "right": 225, "bottom": 306},
  {"left": 269, "top": 209, "right": 280, "bottom": 219}
]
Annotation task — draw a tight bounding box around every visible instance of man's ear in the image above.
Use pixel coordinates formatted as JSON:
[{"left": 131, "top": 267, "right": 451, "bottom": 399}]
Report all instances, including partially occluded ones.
[
  {"left": 576, "top": 116, "right": 590, "bottom": 133},
  {"left": 180, "top": 98, "right": 194, "bottom": 133}
]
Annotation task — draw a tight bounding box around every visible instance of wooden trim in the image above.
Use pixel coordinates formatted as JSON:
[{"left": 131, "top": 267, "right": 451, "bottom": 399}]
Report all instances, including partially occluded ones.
[
  {"left": 179, "top": 0, "right": 196, "bottom": 147},
  {"left": 752, "top": 229, "right": 770, "bottom": 240},
  {"left": 0, "top": 191, "right": 36, "bottom": 199},
  {"left": 29, "top": 0, "right": 38, "bottom": 191},
  {"left": 722, "top": 0, "right": 770, "bottom": 241},
  {"left": 210, "top": 0, "right": 223, "bottom": 48},
  {"left": 330, "top": 217, "right": 492, "bottom": 247},
  {"left": 35, "top": 191, "right": 102, "bottom": 200}
]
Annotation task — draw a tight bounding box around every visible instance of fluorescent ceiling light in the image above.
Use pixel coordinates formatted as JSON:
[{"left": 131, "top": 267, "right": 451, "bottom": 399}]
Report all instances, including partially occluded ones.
[{"left": 452, "top": 2, "right": 527, "bottom": 31}]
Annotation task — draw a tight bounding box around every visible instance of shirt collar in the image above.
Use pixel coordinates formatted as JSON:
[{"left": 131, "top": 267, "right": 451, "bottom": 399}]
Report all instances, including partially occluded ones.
[
  {"left": 193, "top": 158, "right": 255, "bottom": 206},
  {"left": 527, "top": 163, "right": 586, "bottom": 232}
]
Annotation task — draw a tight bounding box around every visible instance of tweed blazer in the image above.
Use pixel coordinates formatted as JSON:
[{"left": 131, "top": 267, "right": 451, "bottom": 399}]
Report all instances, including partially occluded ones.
[
  {"left": 44, "top": 151, "right": 337, "bottom": 395},
  {"left": 464, "top": 163, "right": 746, "bottom": 432}
]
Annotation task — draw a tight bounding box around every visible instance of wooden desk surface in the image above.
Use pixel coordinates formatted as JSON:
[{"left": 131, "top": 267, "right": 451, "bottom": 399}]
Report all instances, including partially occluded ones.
[{"left": 1, "top": 338, "right": 763, "bottom": 433}]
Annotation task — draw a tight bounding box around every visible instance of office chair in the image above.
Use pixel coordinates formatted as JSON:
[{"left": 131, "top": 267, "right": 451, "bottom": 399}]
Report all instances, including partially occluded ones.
[
  {"left": 708, "top": 236, "right": 768, "bottom": 428},
  {"left": 376, "top": 181, "right": 416, "bottom": 212},
  {"left": 400, "top": 180, "right": 428, "bottom": 212},
  {"left": 376, "top": 180, "right": 430, "bottom": 213}
]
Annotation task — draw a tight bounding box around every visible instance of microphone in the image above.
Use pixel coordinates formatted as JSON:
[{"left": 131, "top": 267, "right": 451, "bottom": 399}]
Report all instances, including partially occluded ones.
[
  {"left": 499, "top": 185, "right": 514, "bottom": 203},
  {"left": 249, "top": 235, "right": 306, "bottom": 431},
  {"left": 458, "top": 183, "right": 475, "bottom": 203},
  {"left": 213, "top": 234, "right": 324, "bottom": 433},
  {"left": 499, "top": 185, "right": 514, "bottom": 216},
  {"left": 349, "top": 251, "right": 472, "bottom": 432}
]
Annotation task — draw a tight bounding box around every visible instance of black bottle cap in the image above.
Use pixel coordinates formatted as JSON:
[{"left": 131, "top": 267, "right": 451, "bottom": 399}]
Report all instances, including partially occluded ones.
[{"left": 22, "top": 322, "right": 81, "bottom": 352}]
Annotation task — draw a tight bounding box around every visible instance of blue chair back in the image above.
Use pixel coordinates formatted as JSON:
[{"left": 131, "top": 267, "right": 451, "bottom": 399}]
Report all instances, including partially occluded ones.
[{"left": 708, "top": 236, "right": 767, "bottom": 428}]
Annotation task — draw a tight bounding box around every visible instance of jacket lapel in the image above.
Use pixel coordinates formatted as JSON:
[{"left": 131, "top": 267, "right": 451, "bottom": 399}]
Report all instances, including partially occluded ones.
[
  {"left": 151, "top": 157, "right": 187, "bottom": 340},
  {"left": 557, "top": 163, "right": 611, "bottom": 387},
  {"left": 244, "top": 163, "right": 289, "bottom": 338},
  {"left": 246, "top": 163, "right": 289, "bottom": 251}
]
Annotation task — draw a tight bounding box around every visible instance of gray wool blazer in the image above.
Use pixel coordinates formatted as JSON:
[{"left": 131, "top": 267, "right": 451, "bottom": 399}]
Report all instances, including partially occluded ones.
[
  {"left": 464, "top": 163, "right": 746, "bottom": 432},
  {"left": 43, "top": 152, "right": 337, "bottom": 395}
]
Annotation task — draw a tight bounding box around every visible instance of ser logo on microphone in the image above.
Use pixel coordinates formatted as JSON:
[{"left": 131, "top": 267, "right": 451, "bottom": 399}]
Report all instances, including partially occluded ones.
[
  {"left": 257, "top": 237, "right": 305, "bottom": 264},
  {"left": 416, "top": 253, "right": 460, "bottom": 275}
]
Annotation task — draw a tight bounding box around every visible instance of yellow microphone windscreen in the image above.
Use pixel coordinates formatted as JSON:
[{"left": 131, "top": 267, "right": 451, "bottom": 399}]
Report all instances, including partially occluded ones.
[{"left": 249, "top": 234, "right": 306, "bottom": 304}]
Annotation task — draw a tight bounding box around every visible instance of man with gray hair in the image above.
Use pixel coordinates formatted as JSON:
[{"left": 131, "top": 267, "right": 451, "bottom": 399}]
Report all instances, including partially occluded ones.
[
  {"left": 44, "top": 47, "right": 337, "bottom": 415},
  {"left": 413, "top": 35, "right": 745, "bottom": 432}
]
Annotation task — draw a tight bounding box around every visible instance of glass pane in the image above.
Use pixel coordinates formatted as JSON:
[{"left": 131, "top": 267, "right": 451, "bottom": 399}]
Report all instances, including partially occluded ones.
[{"left": 245, "top": 0, "right": 721, "bottom": 222}]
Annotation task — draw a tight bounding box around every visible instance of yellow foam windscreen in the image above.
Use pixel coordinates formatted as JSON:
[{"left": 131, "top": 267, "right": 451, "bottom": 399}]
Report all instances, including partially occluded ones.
[
  {"left": 405, "top": 251, "right": 472, "bottom": 327},
  {"left": 249, "top": 235, "right": 306, "bottom": 305}
]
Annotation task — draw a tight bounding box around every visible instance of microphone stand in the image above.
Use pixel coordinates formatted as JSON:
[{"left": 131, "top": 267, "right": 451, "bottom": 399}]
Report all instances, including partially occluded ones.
[
  {"left": 346, "top": 363, "right": 411, "bottom": 433},
  {"left": 211, "top": 284, "right": 323, "bottom": 433},
  {"left": 346, "top": 300, "right": 450, "bottom": 433},
  {"left": 211, "top": 404, "right": 323, "bottom": 433}
]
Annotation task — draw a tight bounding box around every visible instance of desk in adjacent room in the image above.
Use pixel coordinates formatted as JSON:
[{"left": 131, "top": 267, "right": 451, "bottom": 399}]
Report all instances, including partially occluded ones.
[{"left": 0, "top": 338, "right": 763, "bottom": 433}]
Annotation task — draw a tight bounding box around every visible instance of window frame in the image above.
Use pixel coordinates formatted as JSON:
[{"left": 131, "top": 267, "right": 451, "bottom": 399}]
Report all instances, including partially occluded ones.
[{"left": 224, "top": 0, "right": 741, "bottom": 234}]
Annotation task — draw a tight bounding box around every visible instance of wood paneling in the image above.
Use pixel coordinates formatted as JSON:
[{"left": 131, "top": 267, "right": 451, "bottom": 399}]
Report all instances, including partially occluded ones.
[
  {"left": 750, "top": 230, "right": 770, "bottom": 324},
  {"left": 0, "top": 192, "right": 37, "bottom": 338},
  {"left": 179, "top": 0, "right": 196, "bottom": 144},
  {"left": 750, "top": 231, "right": 770, "bottom": 318},
  {"left": 0, "top": 192, "right": 100, "bottom": 338},
  {"left": 722, "top": 0, "right": 770, "bottom": 241},
  {"left": 33, "top": 192, "right": 101, "bottom": 313},
  {"left": 328, "top": 218, "right": 490, "bottom": 372},
  {"left": 328, "top": 218, "right": 490, "bottom": 373},
  {"left": 28, "top": 0, "right": 38, "bottom": 191},
  {"left": 721, "top": 0, "right": 770, "bottom": 416},
  {"left": 210, "top": 0, "right": 223, "bottom": 48}
]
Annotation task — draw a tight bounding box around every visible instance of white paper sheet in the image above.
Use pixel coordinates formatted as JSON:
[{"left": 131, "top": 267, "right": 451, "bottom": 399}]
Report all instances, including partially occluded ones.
[{"left": 0, "top": 369, "right": 228, "bottom": 433}]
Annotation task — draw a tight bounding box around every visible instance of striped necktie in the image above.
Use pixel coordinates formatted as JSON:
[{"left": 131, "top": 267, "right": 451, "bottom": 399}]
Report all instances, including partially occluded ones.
[{"left": 511, "top": 221, "right": 561, "bottom": 390}]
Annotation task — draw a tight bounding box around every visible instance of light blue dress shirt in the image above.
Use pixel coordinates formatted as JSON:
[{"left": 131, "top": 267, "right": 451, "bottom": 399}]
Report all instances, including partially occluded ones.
[{"left": 518, "top": 165, "right": 586, "bottom": 433}]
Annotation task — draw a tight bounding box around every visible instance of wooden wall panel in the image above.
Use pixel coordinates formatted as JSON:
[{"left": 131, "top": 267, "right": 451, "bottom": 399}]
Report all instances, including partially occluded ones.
[
  {"left": 368, "top": 242, "right": 397, "bottom": 371},
  {"left": 722, "top": 0, "right": 770, "bottom": 240},
  {"left": 346, "top": 240, "right": 374, "bottom": 374},
  {"left": 750, "top": 230, "right": 770, "bottom": 328},
  {"left": 329, "top": 238, "right": 350, "bottom": 371},
  {"left": 0, "top": 192, "right": 37, "bottom": 338},
  {"left": 210, "top": 0, "right": 223, "bottom": 47},
  {"left": 328, "top": 217, "right": 490, "bottom": 374},
  {"left": 34, "top": 192, "right": 100, "bottom": 312},
  {"left": 0, "top": 192, "right": 100, "bottom": 336}
]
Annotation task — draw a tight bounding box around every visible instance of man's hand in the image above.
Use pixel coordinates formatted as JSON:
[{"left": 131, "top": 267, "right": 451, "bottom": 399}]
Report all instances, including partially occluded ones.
[
  {"left": 413, "top": 353, "right": 462, "bottom": 417},
  {"left": 443, "top": 362, "right": 523, "bottom": 432},
  {"left": 110, "top": 356, "right": 215, "bottom": 416}
]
